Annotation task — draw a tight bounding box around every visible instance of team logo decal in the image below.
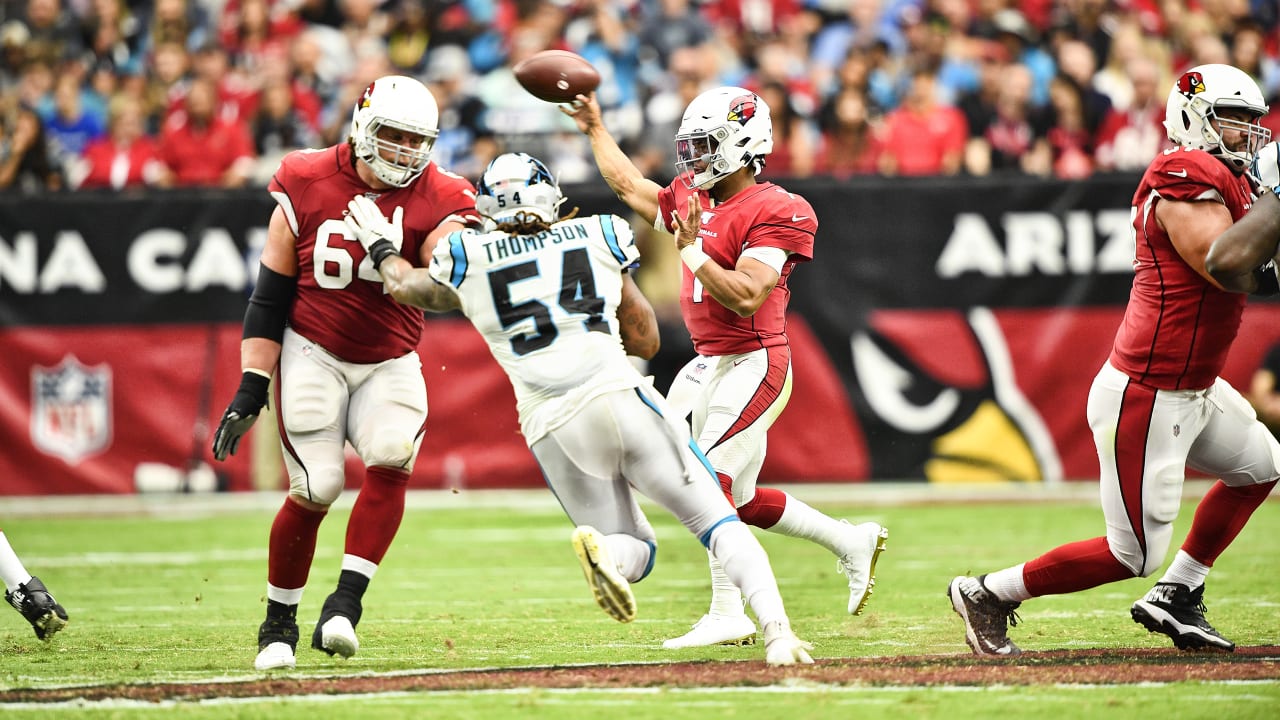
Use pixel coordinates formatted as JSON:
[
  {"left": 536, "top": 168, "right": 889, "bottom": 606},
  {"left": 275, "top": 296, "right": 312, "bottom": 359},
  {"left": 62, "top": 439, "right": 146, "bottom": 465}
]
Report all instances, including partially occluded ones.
[
  {"left": 727, "top": 95, "right": 757, "bottom": 126},
  {"left": 31, "top": 355, "right": 113, "bottom": 464},
  {"left": 1177, "top": 71, "right": 1205, "bottom": 97},
  {"left": 359, "top": 81, "right": 376, "bottom": 109}
]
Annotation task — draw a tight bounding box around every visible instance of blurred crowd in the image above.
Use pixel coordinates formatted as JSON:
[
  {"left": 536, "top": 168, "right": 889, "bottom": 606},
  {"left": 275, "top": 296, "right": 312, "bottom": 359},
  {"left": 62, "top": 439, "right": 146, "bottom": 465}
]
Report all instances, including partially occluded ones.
[{"left": 1, "top": 0, "right": 1279, "bottom": 194}]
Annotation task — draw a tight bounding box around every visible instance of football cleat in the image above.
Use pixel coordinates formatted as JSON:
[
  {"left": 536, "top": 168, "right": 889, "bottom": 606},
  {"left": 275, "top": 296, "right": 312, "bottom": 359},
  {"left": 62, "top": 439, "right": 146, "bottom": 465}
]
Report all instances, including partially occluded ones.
[
  {"left": 948, "top": 575, "right": 1022, "bottom": 657},
  {"left": 312, "top": 590, "right": 363, "bottom": 658},
  {"left": 662, "top": 612, "right": 757, "bottom": 649},
  {"left": 5, "top": 576, "right": 68, "bottom": 640},
  {"left": 837, "top": 521, "right": 889, "bottom": 615},
  {"left": 255, "top": 608, "right": 299, "bottom": 670},
  {"left": 1131, "top": 582, "right": 1235, "bottom": 652},
  {"left": 571, "top": 526, "right": 636, "bottom": 623},
  {"left": 762, "top": 620, "right": 814, "bottom": 666}
]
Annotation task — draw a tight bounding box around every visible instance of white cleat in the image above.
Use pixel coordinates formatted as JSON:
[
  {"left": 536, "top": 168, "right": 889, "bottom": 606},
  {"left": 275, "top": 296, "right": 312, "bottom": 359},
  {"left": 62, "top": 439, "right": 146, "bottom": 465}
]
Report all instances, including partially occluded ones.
[
  {"left": 837, "top": 521, "right": 889, "bottom": 615},
  {"left": 254, "top": 641, "right": 297, "bottom": 671},
  {"left": 662, "top": 612, "right": 757, "bottom": 649},
  {"left": 762, "top": 620, "right": 814, "bottom": 666},
  {"left": 571, "top": 525, "right": 637, "bottom": 623},
  {"left": 319, "top": 616, "right": 359, "bottom": 659}
]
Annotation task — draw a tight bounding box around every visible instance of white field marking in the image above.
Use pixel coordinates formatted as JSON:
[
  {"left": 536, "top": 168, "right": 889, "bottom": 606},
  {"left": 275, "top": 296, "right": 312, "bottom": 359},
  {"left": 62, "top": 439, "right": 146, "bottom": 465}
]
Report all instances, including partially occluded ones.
[{"left": 4, "top": 680, "right": 1279, "bottom": 711}]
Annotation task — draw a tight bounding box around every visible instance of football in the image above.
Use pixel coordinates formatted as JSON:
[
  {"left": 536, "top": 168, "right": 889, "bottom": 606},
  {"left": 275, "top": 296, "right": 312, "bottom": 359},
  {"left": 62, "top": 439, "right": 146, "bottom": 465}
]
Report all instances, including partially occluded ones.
[{"left": 514, "top": 50, "right": 601, "bottom": 104}]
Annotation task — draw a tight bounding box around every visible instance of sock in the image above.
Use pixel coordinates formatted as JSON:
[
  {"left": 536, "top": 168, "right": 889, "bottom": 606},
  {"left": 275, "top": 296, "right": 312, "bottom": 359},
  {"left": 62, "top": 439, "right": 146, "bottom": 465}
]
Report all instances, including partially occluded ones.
[
  {"left": 264, "top": 598, "right": 297, "bottom": 621},
  {"left": 1180, "top": 480, "right": 1275, "bottom": 566},
  {"left": 769, "top": 493, "right": 849, "bottom": 553},
  {"left": 981, "top": 564, "right": 1029, "bottom": 602},
  {"left": 1021, "top": 536, "right": 1134, "bottom": 597},
  {"left": 604, "top": 533, "right": 654, "bottom": 582},
  {"left": 0, "top": 531, "right": 33, "bottom": 592},
  {"left": 266, "top": 497, "right": 327, "bottom": 592},
  {"left": 345, "top": 466, "right": 409, "bottom": 564},
  {"left": 708, "top": 521, "right": 785, "bottom": 627},
  {"left": 1160, "top": 550, "right": 1211, "bottom": 589},
  {"left": 705, "top": 550, "right": 746, "bottom": 616}
]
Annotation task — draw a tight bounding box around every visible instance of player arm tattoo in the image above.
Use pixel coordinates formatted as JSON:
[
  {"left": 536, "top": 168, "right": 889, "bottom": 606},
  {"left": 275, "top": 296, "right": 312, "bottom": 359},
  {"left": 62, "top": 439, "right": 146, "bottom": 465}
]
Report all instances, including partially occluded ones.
[
  {"left": 379, "top": 256, "right": 461, "bottom": 312},
  {"left": 618, "top": 273, "right": 659, "bottom": 359},
  {"left": 1205, "top": 192, "right": 1280, "bottom": 294}
]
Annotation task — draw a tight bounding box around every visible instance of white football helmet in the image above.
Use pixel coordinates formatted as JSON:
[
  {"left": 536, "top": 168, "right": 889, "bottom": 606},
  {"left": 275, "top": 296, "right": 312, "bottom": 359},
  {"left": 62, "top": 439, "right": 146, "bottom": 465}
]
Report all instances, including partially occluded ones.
[
  {"left": 674, "top": 86, "right": 773, "bottom": 189},
  {"left": 350, "top": 75, "right": 440, "bottom": 187},
  {"left": 1164, "top": 64, "right": 1271, "bottom": 173},
  {"left": 475, "top": 152, "right": 565, "bottom": 225}
]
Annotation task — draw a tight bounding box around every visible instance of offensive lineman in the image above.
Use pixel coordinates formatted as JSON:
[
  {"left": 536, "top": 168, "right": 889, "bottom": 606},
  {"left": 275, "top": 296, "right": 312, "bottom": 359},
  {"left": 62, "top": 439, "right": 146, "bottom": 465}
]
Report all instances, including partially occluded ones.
[
  {"left": 211, "top": 75, "right": 479, "bottom": 670},
  {"left": 344, "top": 152, "right": 815, "bottom": 665},
  {"left": 564, "top": 86, "right": 888, "bottom": 648},
  {"left": 948, "top": 64, "right": 1280, "bottom": 656}
]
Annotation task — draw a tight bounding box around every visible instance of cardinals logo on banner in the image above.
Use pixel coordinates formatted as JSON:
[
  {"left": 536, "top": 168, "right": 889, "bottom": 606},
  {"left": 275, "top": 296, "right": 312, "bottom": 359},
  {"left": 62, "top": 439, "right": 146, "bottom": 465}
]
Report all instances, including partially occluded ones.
[{"left": 31, "top": 355, "right": 113, "bottom": 464}]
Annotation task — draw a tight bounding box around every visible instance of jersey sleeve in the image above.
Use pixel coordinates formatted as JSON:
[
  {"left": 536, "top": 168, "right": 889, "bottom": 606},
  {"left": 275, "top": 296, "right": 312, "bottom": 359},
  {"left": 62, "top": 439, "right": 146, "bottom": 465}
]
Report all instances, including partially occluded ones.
[
  {"left": 267, "top": 149, "right": 318, "bottom": 237},
  {"left": 747, "top": 192, "right": 817, "bottom": 262},
  {"left": 422, "top": 165, "right": 482, "bottom": 230},
  {"left": 429, "top": 230, "right": 473, "bottom": 289}
]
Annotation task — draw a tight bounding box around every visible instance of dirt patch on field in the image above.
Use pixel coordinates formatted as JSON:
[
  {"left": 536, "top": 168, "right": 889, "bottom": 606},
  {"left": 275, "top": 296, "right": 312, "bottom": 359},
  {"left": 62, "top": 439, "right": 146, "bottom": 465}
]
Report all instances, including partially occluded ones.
[{"left": 3, "top": 646, "right": 1278, "bottom": 703}]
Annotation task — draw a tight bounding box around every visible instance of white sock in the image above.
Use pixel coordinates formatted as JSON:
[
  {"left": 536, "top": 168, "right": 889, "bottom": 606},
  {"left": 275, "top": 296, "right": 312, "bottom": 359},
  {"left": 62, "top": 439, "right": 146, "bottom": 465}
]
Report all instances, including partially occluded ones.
[
  {"left": 266, "top": 584, "right": 304, "bottom": 606},
  {"left": 341, "top": 554, "right": 378, "bottom": 580},
  {"left": 768, "top": 493, "right": 847, "bottom": 554},
  {"left": 981, "top": 564, "right": 1031, "bottom": 602},
  {"left": 705, "top": 550, "right": 746, "bottom": 616},
  {"left": 1160, "top": 550, "right": 1211, "bottom": 589},
  {"left": 708, "top": 522, "right": 785, "bottom": 627},
  {"left": 0, "top": 532, "right": 33, "bottom": 592},
  {"left": 604, "top": 533, "right": 652, "bottom": 582}
]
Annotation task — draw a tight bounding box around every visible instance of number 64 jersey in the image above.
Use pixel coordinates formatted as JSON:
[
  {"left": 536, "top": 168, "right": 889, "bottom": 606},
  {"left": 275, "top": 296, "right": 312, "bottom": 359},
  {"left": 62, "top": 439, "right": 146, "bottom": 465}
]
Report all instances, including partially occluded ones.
[{"left": 428, "top": 214, "right": 648, "bottom": 445}]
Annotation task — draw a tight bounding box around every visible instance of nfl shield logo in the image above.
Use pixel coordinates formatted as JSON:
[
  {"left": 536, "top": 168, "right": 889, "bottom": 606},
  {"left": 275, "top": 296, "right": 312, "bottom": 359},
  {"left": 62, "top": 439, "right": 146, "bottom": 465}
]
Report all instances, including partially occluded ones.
[{"left": 31, "top": 355, "right": 113, "bottom": 464}]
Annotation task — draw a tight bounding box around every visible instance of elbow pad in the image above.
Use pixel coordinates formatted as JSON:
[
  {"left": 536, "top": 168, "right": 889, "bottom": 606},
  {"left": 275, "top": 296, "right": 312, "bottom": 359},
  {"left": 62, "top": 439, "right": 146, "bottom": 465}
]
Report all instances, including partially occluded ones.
[
  {"left": 1251, "top": 262, "right": 1280, "bottom": 296},
  {"left": 243, "top": 264, "right": 298, "bottom": 341}
]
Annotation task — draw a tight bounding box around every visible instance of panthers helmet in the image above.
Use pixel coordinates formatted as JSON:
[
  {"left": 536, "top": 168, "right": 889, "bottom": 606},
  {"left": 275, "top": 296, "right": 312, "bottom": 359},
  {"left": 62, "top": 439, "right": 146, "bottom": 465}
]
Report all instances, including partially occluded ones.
[
  {"left": 1164, "top": 64, "right": 1271, "bottom": 173},
  {"left": 350, "top": 75, "right": 440, "bottom": 187},
  {"left": 475, "top": 152, "right": 565, "bottom": 225},
  {"left": 674, "top": 86, "right": 773, "bottom": 190}
]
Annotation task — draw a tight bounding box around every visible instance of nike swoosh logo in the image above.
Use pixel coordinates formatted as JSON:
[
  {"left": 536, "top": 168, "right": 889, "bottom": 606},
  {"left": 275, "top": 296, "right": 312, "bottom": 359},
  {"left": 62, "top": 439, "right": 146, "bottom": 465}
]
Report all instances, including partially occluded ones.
[
  {"left": 792, "top": 214, "right": 809, "bottom": 222},
  {"left": 1167, "top": 169, "right": 1188, "bottom": 177}
]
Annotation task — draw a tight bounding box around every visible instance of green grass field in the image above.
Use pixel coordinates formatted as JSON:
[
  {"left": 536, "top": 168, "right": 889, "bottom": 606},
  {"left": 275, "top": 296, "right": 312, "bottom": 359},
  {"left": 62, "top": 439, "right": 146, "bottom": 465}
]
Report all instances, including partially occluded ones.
[{"left": 1, "top": 484, "right": 1278, "bottom": 718}]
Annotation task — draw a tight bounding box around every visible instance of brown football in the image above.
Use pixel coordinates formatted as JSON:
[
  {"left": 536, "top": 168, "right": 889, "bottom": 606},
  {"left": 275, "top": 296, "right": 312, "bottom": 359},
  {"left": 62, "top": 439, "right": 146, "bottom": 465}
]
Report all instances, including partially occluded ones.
[{"left": 514, "top": 50, "right": 601, "bottom": 103}]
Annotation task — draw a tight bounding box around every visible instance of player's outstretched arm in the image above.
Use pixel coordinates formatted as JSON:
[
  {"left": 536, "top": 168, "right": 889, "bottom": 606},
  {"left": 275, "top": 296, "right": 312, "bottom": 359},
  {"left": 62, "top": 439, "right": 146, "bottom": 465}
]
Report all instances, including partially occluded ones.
[
  {"left": 618, "top": 273, "right": 659, "bottom": 359},
  {"left": 562, "top": 92, "right": 662, "bottom": 225},
  {"left": 1206, "top": 191, "right": 1280, "bottom": 293}
]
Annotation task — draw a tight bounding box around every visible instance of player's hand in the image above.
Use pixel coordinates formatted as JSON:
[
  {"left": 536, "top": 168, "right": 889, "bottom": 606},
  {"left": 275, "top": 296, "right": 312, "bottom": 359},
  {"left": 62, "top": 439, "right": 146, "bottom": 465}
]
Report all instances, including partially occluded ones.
[
  {"left": 673, "top": 194, "right": 702, "bottom": 250},
  {"left": 1251, "top": 141, "right": 1279, "bottom": 194},
  {"left": 345, "top": 195, "right": 404, "bottom": 270},
  {"left": 211, "top": 372, "right": 270, "bottom": 461},
  {"left": 560, "top": 92, "right": 603, "bottom": 134}
]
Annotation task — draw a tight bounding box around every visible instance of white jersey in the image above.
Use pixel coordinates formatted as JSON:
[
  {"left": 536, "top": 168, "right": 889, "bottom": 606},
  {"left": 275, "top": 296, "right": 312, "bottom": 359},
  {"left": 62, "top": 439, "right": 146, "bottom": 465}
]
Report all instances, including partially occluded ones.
[{"left": 429, "top": 214, "right": 645, "bottom": 443}]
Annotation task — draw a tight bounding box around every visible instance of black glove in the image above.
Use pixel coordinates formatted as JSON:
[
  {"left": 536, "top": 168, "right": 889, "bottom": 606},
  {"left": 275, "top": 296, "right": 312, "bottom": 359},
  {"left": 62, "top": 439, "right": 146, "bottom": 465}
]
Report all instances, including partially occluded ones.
[{"left": 212, "top": 372, "right": 271, "bottom": 461}]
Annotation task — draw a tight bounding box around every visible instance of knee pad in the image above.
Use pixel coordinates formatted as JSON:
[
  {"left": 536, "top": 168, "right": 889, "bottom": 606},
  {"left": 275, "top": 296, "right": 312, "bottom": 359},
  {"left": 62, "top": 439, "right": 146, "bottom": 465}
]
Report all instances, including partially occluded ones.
[
  {"left": 364, "top": 431, "right": 418, "bottom": 469},
  {"left": 298, "top": 467, "right": 345, "bottom": 506}
]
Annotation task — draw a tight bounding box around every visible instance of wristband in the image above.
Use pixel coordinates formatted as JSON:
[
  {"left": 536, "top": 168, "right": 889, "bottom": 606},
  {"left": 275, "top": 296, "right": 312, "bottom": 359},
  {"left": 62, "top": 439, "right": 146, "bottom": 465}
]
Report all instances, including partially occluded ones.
[
  {"left": 368, "top": 238, "right": 399, "bottom": 271},
  {"left": 680, "top": 245, "right": 711, "bottom": 273}
]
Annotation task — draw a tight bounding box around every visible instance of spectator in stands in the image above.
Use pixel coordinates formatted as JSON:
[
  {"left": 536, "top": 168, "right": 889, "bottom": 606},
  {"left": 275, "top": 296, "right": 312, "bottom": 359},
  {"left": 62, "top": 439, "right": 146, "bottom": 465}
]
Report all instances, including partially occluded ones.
[
  {"left": 319, "top": 49, "right": 390, "bottom": 145},
  {"left": 636, "top": 0, "right": 712, "bottom": 73},
  {"left": 1043, "top": 74, "right": 1094, "bottom": 179},
  {"left": 384, "top": 0, "right": 430, "bottom": 74},
  {"left": 158, "top": 75, "right": 255, "bottom": 187},
  {"left": 181, "top": 42, "right": 257, "bottom": 125},
  {"left": 0, "top": 97, "right": 61, "bottom": 192},
  {"left": 142, "top": 40, "right": 189, "bottom": 127},
  {"left": 1094, "top": 56, "right": 1171, "bottom": 173},
  {"left": 635, "top": 44, "right": 715, "bottom": 180},
  {"left": 18, "top": 0, "right": 83, "bottom": 65},
  {"left": 1054, "top": 38, "right": 1112, "bottom": 137},
  {"left": 337, "top": 0, "right": 391, "bottom": 60},
  {"left": 985, "top": 8, "right": 1054, "bottom": 108},
  {"left": 815, "top": 85, "right": 882, "bottom": 178},
  {"left": 1092, "top": 18, "right": 1152, "bottom": 112},
  {"left": 964, "top": 62, "right": 1050, "bottom": 176},
  {"left": 877, "top": 67, "right": 967, "bottom": 176},
  {"left": 250, "top": 77, "right": 319, "bottom": 185},
  {"left": 81, "top": 0, "right": 145, "bottom": 77},
  {"left": 756, "top": 80, "right": 816, "bottom": 179},
  {"left": 218, "top": 0, "right": 301, "bottom": 75},
  {"left": 74, "top": 94, "right": 167, "bottom": 190},
  {"left": 141, "top": 0, "right": 210, "bottom": 56},
  {"left": 422, "top": 44, "right": 495, "bottom": 182},
  {"left": 41, "top": 72, "right": 106, "bottom": 177}
]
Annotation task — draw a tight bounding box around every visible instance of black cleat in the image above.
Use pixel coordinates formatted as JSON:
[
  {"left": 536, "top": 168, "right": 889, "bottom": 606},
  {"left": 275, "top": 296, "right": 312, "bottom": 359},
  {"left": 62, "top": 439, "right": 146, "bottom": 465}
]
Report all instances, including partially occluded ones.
[
  {"left": 1131, "top": 582, "right": 1235, "bottom": 652},
  {"left": 6, "top": 576, "right": 68, "bottom": 640}
]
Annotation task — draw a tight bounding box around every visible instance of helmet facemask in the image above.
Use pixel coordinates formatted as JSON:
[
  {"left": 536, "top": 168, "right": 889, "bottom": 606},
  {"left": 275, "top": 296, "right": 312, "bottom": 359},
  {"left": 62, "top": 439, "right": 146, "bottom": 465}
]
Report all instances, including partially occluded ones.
[{"left": 350, "top": 76, "right": 440, "bottom": 187}]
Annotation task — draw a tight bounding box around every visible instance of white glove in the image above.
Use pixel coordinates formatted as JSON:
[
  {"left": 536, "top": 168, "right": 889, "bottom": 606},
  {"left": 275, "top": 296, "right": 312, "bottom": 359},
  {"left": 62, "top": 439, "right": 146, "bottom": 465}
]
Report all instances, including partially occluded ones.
[
  {"left": 1251, "top": 141, "right": 1280, "bottom": 194},
  {"left": 345, "top": 195, "right": 404, "bottom": 269}
]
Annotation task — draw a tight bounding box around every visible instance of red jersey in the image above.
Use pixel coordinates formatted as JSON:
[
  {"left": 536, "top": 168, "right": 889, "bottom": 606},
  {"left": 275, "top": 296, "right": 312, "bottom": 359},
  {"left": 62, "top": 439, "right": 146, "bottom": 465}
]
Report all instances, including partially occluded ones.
[
  {"left": 159, "top": 112, "right": 255, "bottom": 187},
  {"left": 78, "top": 138, "right": 165, "bottom": 190},
  {"left": 269, "top": 144, "right": 478, "bottom": 364},
  {"left": 1109, "top": 147, "right": 1255, "bottom": 390},
  {"left": 657, "top": 181, "right": 816, "bottom": 355}
]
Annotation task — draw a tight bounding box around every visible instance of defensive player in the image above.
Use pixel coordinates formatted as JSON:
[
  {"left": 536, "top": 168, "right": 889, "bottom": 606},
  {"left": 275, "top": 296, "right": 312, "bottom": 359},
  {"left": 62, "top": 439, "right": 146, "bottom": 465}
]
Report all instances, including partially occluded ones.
[
  {"left": 211, "top": 75, "right": 479, "bottom": 671},
  {"left": 2, "top": 528, "right": 67, "bottom": 639},
  {"left": 564, "top": 86, "right": 888, "bottom": 648},
  {"left": 345, "top": 152, "right": 814, "bottom": 664},
  {"left": 948, "top": 64, "right": 1279, "bottom": 656}
]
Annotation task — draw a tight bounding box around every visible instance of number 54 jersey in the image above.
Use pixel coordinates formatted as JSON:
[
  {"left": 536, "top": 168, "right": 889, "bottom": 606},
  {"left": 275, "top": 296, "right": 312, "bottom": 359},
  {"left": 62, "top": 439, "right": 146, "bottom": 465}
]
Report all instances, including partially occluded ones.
[{"left": 429, "top": 214, "right": 647, "bottom": 444}]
